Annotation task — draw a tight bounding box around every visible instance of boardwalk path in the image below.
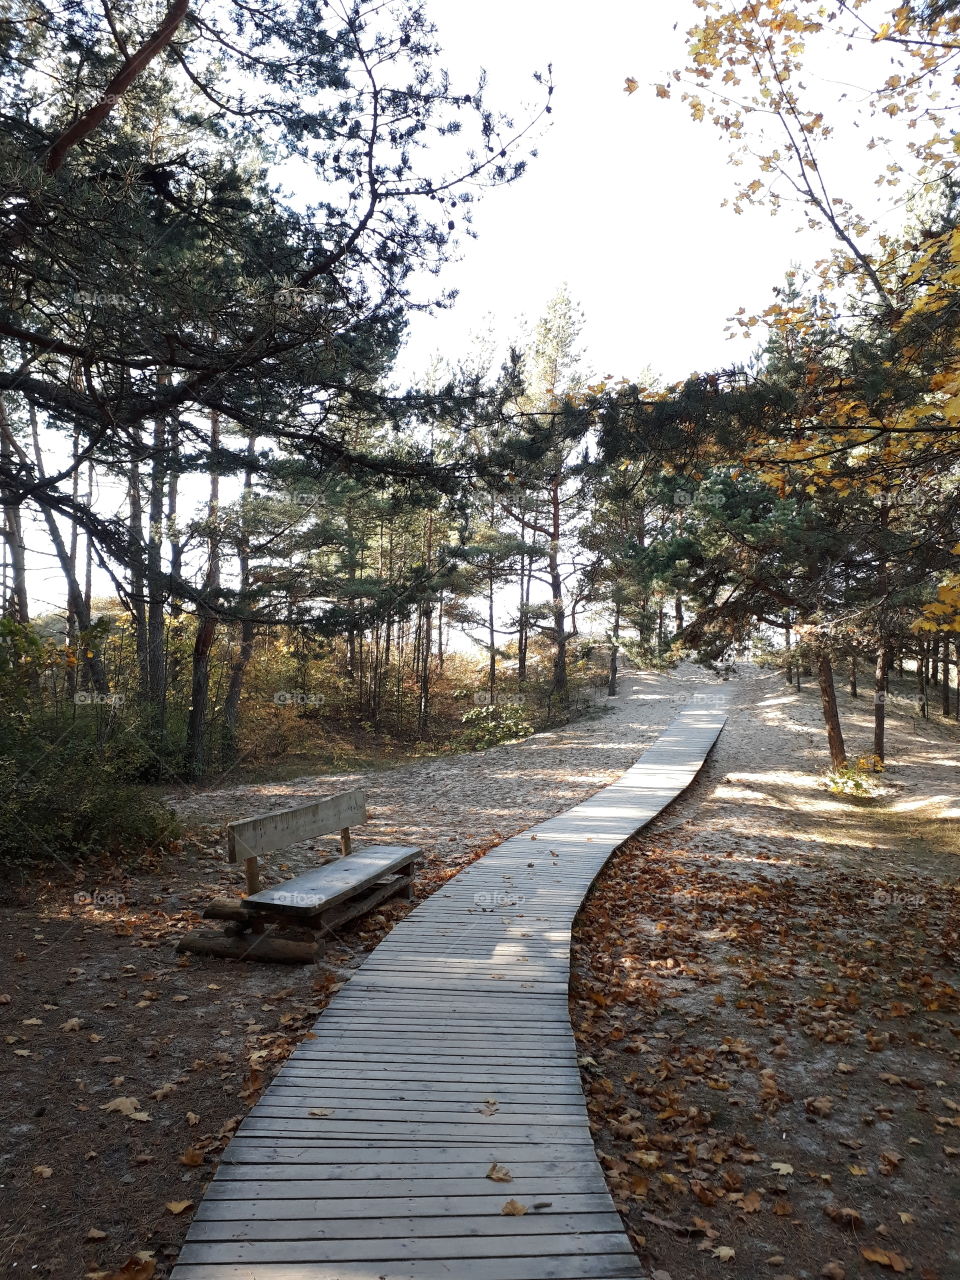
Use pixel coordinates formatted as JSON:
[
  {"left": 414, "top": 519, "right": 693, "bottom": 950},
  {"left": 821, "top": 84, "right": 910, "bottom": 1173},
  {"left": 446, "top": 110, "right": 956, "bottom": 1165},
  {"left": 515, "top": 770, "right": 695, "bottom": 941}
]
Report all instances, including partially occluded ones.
[{"left": 172, "top": 697, "right": 728, "bottom": 1280}]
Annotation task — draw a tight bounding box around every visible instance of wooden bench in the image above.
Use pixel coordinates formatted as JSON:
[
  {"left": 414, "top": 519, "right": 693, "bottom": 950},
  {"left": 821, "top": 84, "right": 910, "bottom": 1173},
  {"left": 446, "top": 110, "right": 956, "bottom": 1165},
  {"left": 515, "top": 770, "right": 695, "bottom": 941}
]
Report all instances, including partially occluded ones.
[{"left": 177, "top": 789, "right": 419, "bottom": 964}]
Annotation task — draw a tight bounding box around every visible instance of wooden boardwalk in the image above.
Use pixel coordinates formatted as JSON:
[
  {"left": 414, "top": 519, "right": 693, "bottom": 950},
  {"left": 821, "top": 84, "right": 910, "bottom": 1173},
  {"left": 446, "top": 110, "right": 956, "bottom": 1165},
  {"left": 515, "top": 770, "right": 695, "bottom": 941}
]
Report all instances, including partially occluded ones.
[{"left": 172, "top": 696, "right": 728, "bottom": 1280}]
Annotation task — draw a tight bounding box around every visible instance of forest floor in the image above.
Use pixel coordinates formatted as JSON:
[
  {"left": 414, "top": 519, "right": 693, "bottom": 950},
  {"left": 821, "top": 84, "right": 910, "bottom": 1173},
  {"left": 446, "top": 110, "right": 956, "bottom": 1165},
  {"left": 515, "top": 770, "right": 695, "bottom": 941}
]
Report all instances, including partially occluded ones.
[
  {"left": 0, "top": 665, "right": 956, "bottom": 1279},
  {"left": 572, "top": 670, "right": 960, "bottom": 1280}
]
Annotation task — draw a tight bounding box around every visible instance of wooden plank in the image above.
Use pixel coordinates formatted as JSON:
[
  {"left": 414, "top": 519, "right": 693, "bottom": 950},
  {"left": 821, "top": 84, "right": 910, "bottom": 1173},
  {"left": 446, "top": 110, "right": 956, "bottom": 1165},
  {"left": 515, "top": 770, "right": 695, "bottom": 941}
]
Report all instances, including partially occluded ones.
[
  {"left": 246, "top": 845, "right": 418, "bottom": 914},
  {"left": 227, "top": 789, "right": 366, "bottom": 862},
  {"left": 217, "top": 1149, "right": 598, "bottom": 1171},
  {"left": 187, "top": 1212, "right": 625, "bottom": 1240},
  {"left": 205, "top": 1174, "right": 611, "bottom": 1199},
  {"left": 171, "top": 1257, "right": 644, "bottom": 1279},
  {"left": 213, "top": 1161, "right": 597, "bottom": 1182},
  {"left": 176, "top": 1232, "right": 638, "bottom": 1262}
]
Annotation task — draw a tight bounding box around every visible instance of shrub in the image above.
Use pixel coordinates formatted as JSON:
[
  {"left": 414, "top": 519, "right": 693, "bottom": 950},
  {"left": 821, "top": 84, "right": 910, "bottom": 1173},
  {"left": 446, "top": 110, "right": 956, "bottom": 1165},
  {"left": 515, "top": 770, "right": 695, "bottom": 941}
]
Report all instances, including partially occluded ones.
[
  {"left": 459, "top": 704, "right": 533, "bottom": 751},
  {"left": 0, "top": 735, "right": 181, "bottom": 867}
]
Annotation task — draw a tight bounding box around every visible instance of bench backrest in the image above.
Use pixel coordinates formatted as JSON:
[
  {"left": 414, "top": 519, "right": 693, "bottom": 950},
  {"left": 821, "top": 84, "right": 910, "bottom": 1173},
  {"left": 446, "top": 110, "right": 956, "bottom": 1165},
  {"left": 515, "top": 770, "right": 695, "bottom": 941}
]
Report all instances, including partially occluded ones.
[{"left": 227, "top": 789, "right": 367, "bottom": 892}]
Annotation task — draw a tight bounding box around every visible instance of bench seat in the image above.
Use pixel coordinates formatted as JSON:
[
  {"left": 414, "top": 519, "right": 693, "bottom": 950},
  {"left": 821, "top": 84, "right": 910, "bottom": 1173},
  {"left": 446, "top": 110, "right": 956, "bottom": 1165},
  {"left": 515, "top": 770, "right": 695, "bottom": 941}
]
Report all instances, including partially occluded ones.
[{"left": 244, "top": 844, "right": 419, "bottom": 917}]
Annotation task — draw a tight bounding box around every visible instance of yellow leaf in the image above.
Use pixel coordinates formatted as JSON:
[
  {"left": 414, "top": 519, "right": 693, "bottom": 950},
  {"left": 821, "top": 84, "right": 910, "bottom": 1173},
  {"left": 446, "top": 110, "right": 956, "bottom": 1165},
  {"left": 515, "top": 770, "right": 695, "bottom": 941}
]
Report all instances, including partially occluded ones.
[{"left": 165, "top": 1201, "right": 193, "bottom": 1215}]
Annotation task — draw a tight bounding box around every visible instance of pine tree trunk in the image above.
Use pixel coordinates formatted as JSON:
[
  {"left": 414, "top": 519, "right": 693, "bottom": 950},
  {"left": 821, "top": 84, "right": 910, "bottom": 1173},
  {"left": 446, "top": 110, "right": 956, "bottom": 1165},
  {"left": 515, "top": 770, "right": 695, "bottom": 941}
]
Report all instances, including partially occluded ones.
[
  {"left": 917, "top": 641, "right": 928, "bottom": 719},
  {"left": 608, "top": 601, "right": 620, "bottom": 697},
  {"left": 184, "top": 410, "right": 221, "bottom": 779},
  {"left": 0, "top": 400, "right": 30, "bottom": 622},
  {"left": 849, "top": 655, "right": 857, "bottom": 698},
  {"left": 873, "top": 646, "right": 887, "bottom": 762},
  {"left": 221, "top": 433, "right": 256, "bottom": 767},
  {"left": 784, "top": 615, "right": 793, "bottom": 684},
  {"left": 145, "top": 410, "right": 167, "bottom": 725},
  {"left": 817, "top": 653, "right": 847, "bottom": 769},
  {"left": 127, "top": 455, "right": 150, "bottom": 702},
  {"left": 548, "top": 474, "right": 568, "bottom": 706},
  {"left": 185, "top": 609, "right": 216, "bottom": 781}
]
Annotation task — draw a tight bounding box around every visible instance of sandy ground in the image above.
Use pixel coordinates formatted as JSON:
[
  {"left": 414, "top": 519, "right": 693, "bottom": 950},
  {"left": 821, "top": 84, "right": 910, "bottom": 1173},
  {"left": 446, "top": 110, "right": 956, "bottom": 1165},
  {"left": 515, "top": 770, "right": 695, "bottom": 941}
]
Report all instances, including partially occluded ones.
[
  {"left": 165, "top": 665, "right": 726, "bottom": 883},
  {"left": 572, "top": 669, "right": 960, "bottom": 1280}
]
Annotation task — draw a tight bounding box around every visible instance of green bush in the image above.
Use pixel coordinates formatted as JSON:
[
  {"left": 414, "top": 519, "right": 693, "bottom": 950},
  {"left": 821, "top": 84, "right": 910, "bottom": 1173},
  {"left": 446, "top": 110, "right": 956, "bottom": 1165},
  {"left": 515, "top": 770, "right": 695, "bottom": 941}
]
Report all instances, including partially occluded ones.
[
  {"left": 0, "top": 734, "right": 181, "bottom": 867},
  {"left": 459, "top": 703, "right": 533, "bottom": 751}
]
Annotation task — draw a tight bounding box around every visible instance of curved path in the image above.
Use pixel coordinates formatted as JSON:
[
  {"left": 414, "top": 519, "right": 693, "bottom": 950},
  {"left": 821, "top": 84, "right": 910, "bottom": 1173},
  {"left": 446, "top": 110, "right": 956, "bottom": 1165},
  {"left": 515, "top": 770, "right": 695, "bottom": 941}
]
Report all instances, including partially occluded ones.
[{"left": 171, "top": 697, "right": 728, "bottom": 1280}]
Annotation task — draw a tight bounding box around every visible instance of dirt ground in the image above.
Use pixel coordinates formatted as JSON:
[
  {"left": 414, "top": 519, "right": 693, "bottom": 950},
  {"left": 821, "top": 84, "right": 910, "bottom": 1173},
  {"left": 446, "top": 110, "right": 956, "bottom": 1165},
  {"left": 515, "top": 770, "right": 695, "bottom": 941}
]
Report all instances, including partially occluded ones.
[
  {"left": 572, "top": 671, "right": 960, "bottom": 1280},
  {"left": 1, "top": 665, "right": 957, "bottom": 1279}
]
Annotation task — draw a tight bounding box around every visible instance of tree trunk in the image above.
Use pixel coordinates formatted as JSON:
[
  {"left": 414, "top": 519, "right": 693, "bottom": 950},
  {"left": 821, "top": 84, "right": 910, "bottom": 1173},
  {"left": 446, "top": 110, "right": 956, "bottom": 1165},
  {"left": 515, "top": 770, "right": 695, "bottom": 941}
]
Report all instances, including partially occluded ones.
[
  {"left": 873, "top": 645, "right": 887, "bottom": 762},
  {"left": 487, "top": 560, "right": 496, "bottom": 699},
  {"left": 184, "top": 409, "right": 221, "bottom": 779},
  {"left": 184, "top": 610, "right": 216, "bottom": 781},
  {"left": 817, "top": 653, "right": 847, "bottom": 769},
  {"left": 849, "top": 655, "right": 857, "bottom": 698},
  {"left": 608, "top": 600, "right": 620, "bottom": 697},
  {"left": 0, "top": 399, "right": 30, "bottom": 622},
  {"left": 127, "top": 455, "right": 150, "bottom": 701},
  {"left": 221, "top": 432, "right": 256, "bottom": 767},
  {"left": 784, "top": 615, "right": 793, "bottom": 684},
  {"left": 145, "top": 409, "right": 167, "bottom": 725},
  {"left": 548, "top": 474, "right": 568, "bottom": 705},
  {"left": 917, "top": 641, "right": 928, "bottom": 720}
]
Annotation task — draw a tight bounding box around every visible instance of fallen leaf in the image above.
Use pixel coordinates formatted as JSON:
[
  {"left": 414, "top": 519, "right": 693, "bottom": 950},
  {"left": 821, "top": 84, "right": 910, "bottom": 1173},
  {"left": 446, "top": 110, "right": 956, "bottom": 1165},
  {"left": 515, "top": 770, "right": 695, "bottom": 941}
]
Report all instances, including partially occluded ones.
[
  {"left": 712, "top": 1246, "right": 735, "bottom": 1261},
  {"left": 32, "top": 1166, "right": 52, "bottom": 1178},
  {"left": 771, "top": 1161, "right": 794, "bottom": 1176},
  {"left": 486, "top": 1162, "right": 512, "bottom": 1182},
  {"left": 178, "top": 1148, "right": 204, "bottom": 1167},
  {"left": 806, "top": 1095, "right": 833, "bottom": 1117},
  {"left": 86, "top": 1228, "right": 108, "bottom": 1241},
  {"left": 164, "top": 1201, "right": 193, "bottom": 1215},
  {"left": 821, "top": 1264, "right": 845, "bottom": 1280},
  {"left": 100, "top": 1097, "right": 151, "bottom": 1122},
  {"left": 500, "top": 1198, "right": 528, "bottom": 1215},
  {"left": 860, "top": 1246, "right": 909, "bottom": 1272},
  {"left": 825, "top": 1204, "right": 863, "bottom": 1229}
]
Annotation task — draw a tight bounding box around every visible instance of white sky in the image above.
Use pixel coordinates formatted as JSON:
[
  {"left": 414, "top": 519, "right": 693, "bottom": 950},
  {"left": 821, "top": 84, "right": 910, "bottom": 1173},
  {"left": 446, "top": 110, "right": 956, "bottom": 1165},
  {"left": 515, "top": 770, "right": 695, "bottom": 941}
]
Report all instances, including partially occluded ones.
[{"left": 399, "top": 0, "right": 910, "bottom": 384}]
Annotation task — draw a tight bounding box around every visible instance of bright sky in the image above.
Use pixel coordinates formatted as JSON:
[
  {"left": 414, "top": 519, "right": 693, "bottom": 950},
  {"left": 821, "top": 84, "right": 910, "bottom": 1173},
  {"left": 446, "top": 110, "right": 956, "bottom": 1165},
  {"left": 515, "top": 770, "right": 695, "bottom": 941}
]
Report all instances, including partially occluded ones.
[{"left": 399, "top": 0, "right": 906, "bottom": 385}]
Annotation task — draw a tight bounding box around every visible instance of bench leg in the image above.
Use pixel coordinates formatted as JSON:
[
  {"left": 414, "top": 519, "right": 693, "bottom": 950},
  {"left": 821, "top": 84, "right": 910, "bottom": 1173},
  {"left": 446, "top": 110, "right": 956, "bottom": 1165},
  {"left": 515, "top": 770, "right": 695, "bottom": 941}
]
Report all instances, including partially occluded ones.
[{"left": 244, "top": 855, "right": 261, "bottom": 896}]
